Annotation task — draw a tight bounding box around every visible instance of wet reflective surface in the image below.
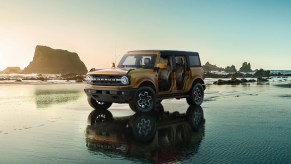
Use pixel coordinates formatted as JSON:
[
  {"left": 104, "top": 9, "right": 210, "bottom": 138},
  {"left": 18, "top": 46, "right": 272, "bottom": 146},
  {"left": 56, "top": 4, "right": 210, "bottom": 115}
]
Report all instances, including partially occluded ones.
[
  {"left": 0, "top": 82, "right": 291, "bottom": 163},
  {"left": 85, "top": 105, "right": 205, "bottom": 163},
  {"left": 34, "top": 88, "right": 81, "bottom": 108}
]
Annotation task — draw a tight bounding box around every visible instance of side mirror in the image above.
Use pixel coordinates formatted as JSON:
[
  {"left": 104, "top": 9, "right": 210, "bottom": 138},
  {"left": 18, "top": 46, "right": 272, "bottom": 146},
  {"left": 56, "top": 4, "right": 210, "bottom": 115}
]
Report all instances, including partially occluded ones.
[
  {"left": 89, "top": 68, "right": 96, "bottom": 72},
  {"left": 157, "top": 63, "right": 168, "bottom": 69}
]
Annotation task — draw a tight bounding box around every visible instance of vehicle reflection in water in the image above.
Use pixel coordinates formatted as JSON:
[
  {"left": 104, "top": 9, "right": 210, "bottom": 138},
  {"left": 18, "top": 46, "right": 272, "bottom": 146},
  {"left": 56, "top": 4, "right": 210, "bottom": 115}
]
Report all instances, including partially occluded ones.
[
  {"left": 85, "top": 104, "right": 205, "bottom": 163},
  {"left": 34, "top": 89, "right": 81, "bottom": 108}
]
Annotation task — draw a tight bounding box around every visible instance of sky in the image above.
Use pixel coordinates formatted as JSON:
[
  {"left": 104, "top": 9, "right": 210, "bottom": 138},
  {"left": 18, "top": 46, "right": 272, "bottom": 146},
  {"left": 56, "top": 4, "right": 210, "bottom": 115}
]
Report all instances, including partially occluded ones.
[{"left": 1, "top": 0, "right": 291, "bottom": 71}]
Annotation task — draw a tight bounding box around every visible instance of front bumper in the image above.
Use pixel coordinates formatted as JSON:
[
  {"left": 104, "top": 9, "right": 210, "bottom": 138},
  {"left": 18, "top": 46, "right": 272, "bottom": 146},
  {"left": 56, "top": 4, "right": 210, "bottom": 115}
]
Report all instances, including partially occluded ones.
[{"left": 84, "top": 88, "right": 136, "bottom": 103}]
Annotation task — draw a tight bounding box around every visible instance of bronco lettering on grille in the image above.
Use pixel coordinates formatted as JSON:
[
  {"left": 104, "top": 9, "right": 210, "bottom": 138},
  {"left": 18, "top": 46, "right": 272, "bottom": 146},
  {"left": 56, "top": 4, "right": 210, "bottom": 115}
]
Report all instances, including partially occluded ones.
[{"left": 91, "top": 75, "right": 123, "bottom": 86}]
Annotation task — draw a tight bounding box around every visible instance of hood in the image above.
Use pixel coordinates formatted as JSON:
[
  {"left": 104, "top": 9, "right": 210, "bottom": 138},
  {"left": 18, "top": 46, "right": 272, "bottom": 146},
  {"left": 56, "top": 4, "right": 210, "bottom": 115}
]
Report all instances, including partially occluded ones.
[{"left": 88, "top": 67, "right": 134, "bottom": 75}]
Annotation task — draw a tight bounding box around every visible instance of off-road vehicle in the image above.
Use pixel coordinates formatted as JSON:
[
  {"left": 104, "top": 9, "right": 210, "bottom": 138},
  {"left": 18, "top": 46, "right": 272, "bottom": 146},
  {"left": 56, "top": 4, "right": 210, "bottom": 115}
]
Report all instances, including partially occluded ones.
[{"left": 84, "top": 50, "right": 205, "bottom": 112}]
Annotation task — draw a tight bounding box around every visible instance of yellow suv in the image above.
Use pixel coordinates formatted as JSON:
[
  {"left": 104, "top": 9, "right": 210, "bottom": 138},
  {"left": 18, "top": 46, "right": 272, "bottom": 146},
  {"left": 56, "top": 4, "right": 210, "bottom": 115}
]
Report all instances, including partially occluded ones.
[{"left": 84, "top": 50, "right": 205, "bottom": 112}]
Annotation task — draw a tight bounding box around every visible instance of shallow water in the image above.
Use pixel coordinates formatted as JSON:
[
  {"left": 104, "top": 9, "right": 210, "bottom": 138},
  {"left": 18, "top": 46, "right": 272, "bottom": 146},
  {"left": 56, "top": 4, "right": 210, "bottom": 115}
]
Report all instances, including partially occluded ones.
[{"left": 0, "top": 82, "right": 291, "bottom": 163}]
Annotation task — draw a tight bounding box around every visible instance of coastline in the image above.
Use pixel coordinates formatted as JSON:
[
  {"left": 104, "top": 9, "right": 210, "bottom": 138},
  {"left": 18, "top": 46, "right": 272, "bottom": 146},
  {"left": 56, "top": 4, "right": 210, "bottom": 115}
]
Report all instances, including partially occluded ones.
[
  {"left": 0, "top": 73, "right": 85, "bottom": 85},
  {"left": 1, "top": 77, "right": 290, "bottom": 87},
  {"left": 0, "top": 80, "right": 84, "bottom": 85},
  {"left": 1, "top": 71, "right": 291, "bottom": 85}
]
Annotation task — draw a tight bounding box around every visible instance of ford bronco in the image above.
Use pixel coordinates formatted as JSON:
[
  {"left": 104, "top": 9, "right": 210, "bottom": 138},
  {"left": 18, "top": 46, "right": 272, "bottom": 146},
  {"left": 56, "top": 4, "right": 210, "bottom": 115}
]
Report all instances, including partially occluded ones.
[{"left": 84, "top": 50, "right": 205, "bottom": 113}]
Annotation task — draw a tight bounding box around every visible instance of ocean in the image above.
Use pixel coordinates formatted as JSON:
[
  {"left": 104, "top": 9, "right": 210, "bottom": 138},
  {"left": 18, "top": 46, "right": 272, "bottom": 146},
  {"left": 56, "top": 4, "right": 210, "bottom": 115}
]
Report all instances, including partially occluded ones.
[
  {"left": 0, "top": 80, "right": 291, "bottom": 163},
  {"left": 270, "top": 70, "right": 291, "bottom": 75}
]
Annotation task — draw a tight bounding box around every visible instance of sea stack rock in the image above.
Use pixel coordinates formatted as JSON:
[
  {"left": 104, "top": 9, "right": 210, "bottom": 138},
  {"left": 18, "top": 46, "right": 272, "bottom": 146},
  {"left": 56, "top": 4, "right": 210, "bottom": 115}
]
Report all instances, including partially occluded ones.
[
  {"left": 2, "top": 67, "right": 22, "bottom": 74},
  {"left": 23, "top": 45, "right": 87, "bottom": 74}
]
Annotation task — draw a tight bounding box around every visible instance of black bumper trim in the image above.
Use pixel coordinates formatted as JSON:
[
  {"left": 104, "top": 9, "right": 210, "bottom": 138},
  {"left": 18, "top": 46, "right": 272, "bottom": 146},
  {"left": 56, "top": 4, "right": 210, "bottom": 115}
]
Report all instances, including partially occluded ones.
[{"left": 84, "top": 88, "right": 136, "bottom": 103}]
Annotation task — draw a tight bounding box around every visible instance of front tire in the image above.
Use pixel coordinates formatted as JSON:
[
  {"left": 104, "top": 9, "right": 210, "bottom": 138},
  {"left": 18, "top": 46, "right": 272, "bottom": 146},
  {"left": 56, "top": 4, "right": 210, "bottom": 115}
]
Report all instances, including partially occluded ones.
[
  {"left": 87, "top": 96, "right": 112, "bottom": 110},
  {"left": 129, "top": 86, "right": 156, "bottom": 113},
  {"left": 186, "top": 83, "right": 204, "bottom": 106}
]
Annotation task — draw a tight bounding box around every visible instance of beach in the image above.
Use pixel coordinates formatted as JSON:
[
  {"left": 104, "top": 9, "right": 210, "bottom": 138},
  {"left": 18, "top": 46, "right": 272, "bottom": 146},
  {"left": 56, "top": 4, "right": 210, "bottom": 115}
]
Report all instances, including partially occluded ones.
[
  {"left": 2, "top": 0, "right": 291, "bottom": 162},
  {"left": 0, "top": 79, "right": 291, "bottom": 163}
]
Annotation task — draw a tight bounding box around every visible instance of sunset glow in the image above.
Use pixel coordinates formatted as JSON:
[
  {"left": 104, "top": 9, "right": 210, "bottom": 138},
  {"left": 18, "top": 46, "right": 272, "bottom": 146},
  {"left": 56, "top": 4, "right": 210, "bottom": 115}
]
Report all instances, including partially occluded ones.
[{"left": 1, "top": 0, "right": 291, "bottom": 71}]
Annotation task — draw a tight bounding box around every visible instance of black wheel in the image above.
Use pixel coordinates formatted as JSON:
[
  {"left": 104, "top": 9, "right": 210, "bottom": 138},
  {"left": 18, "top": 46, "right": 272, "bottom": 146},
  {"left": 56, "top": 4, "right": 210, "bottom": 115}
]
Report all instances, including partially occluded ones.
[
  {"left": 186, "top": 105, "right": 204, "bottom": 131},
  {"left": 129, "top": 86, "right": 156, "bottom": 113},
  {"left": 131, "top": 114, "right": 156, "bottom": 143},
  {"left": 87, "top": 109, "right": 113, "bottom": 125},
  {"left": 186, "top": 83, "right": 204, "bottom": 106},
  {"left": 87, "top": 96, "right": 112, "bottom": 110}
]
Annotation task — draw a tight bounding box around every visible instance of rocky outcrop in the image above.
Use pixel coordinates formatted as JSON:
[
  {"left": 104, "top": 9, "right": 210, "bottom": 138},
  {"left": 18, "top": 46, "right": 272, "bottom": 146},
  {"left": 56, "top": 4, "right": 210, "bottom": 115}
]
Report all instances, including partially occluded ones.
[
  {"left": 239, "top": 62, "right": 252, "bottom": 72},
  {"left": 213, "top": 78, "right": 257, "bottom": 85},
  {"left": 202, "top": 62, "right": 224, "bottom": 72},
  {"left": 1, "top": 67, "right": 22, "bottom": 74},
  {"left": 225, "top": 65, "right": 237, "bottom": 73},
  {"left": 23, "top": 45, "right": 87, "bottom": 74}
]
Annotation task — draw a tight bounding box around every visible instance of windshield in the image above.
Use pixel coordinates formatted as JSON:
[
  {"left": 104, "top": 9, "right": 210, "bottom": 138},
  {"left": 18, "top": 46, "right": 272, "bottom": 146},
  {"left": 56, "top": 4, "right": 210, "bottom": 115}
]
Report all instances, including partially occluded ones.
[{"left": 118, "top": 54, "right": 157, "bottom": 68}]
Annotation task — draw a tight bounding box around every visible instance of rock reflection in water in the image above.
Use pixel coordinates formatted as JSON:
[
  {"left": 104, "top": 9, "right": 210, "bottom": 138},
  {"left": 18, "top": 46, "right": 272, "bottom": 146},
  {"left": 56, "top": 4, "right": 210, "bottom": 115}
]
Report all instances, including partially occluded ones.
[
  {"left": 34, "top": 89, "right": 81, "bottom": 108},
  {"left": 85, "top": 104, "right": 205, "bottom": 163}
]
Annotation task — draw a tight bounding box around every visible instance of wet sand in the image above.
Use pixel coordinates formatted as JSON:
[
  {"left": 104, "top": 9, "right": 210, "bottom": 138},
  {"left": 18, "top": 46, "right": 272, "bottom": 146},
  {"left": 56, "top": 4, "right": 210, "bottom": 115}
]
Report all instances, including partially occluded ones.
[{"left": 0, "top": 80, "right": 291, "bottom": 163}]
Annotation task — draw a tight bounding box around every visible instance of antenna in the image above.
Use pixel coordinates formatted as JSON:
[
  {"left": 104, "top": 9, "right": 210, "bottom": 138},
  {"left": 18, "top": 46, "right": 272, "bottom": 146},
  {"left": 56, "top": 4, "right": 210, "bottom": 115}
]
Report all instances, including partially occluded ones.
[{"left": 110, "top": 41, "right": 117, "bottom": 68}]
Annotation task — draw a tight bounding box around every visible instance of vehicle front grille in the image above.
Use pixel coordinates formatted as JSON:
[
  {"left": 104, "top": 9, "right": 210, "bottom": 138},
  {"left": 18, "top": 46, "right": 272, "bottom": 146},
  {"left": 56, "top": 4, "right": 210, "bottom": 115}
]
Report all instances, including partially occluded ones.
[{"left": 91, "top": 75, "right": 123, "bottom": 86}]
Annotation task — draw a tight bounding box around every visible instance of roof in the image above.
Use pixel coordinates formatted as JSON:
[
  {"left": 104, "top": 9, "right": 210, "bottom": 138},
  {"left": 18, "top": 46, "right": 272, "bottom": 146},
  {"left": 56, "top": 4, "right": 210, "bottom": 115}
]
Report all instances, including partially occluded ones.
[{"left": 127, "top": 50, "right": 199, "bottom": 56}]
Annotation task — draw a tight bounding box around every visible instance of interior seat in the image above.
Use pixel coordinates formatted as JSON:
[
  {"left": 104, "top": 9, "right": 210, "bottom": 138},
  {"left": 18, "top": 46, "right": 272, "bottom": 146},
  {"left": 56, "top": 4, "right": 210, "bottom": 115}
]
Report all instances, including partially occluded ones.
[
  {"left": 144, "top": 58, "right": 151, "bottom": 67},
  {"left": 158, "top": 58, "right": 171, "bottom": 91},
  {"left": 176, "top": 57, "right": 185, "bottom": 89}
]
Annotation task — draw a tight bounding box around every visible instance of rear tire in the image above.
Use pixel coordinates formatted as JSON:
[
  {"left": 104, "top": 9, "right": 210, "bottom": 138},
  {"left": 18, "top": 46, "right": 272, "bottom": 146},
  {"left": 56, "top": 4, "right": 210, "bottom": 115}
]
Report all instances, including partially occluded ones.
[
  {"left": 87, "top": 96, "right": 112, "bottom": 110},
  {"left": 129, "top": 86, "right": 156, "bottom": 113},
  {"left": 186, "top": 105, "right": 204, "bottom": 131},
  {"left": 186, "top": 83, "right": 204, "bottom": 106}
]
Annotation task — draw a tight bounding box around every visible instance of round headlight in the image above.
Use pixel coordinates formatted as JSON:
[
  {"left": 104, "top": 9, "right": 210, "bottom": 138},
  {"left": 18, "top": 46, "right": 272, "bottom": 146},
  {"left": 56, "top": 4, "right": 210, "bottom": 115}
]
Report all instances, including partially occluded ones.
[
  {"left": 120, "top": 76, "right": 129, "bottom": 85},
  {"left": 85, "top": 75, "right": 93, "bottom": 83}
]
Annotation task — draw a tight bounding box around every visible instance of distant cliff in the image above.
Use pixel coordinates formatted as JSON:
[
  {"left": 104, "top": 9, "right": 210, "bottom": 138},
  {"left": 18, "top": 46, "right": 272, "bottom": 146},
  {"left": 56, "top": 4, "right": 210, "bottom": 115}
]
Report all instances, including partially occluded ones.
[
  {"left": 1, "top": 67, "right": 22, "bottom": 74},
  {"left": 202, "top": 62, "right": 224, "bottom": 72},
  {"left": 23, "top": 45, "right": 87, "bottom": 74}
]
